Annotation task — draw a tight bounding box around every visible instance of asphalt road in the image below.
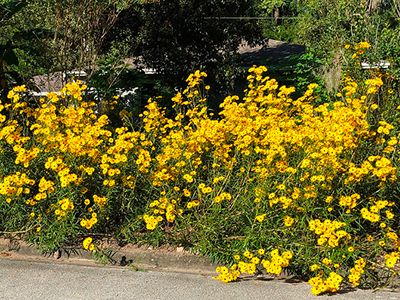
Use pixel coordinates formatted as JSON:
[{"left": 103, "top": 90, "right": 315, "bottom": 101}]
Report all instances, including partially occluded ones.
[{"left": 0, "top": 257, "right": 399, "bottom": 300}]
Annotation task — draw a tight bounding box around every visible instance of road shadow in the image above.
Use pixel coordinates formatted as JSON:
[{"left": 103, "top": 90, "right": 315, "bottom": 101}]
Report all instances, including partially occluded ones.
[{"left": 239, "top": 39, "right": 306, "bottom": 69}]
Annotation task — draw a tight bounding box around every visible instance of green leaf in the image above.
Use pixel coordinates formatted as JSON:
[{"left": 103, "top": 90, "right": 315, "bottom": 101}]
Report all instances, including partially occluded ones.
[
  {"left": 0, "top": 0, "right": 27, "bottom": 22},
  {"left": 2, "top": 47, "right": 18, "bottom": 65}
]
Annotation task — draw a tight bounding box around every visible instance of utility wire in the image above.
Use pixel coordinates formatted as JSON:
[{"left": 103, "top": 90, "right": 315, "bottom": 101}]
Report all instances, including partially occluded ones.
[{"left": 203, "top": 16, "right": 303, "bottom": 20}]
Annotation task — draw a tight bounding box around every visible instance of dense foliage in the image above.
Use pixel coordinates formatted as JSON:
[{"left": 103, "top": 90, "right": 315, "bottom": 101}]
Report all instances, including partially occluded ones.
[
  {"left": 0, "top": 0, "right": 264, "bottom": 103},
  {"left": 254, "top": 0, "right": 399, "bottom": 104},
  {"left": 0, "top": 42, "right": 399, "bottom": 295},
  {"left": 260, "top": 0, "right": 399, "bottom": 48},
  {"left": 115, "top": 0, "right": 263, "bottom": 93}
]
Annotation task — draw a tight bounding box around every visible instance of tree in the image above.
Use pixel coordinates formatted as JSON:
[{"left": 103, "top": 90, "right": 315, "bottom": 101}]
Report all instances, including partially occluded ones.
[
  {"left": 104, "top": 0, "right": 264, "bottom": 98},
  {"left": 2, "top": 0, "right": 265, "bottom": 107},
  {"left": 0, "top": 0, "right": 27, "bottom": 101},
  {"left": 30, "top": 0, "right": 138, "bottom": 78},
  {"left": 258, "top": 0, "right": 400, "bottom": 97},
  {"left": 0, "top": 0, "right": 140, "bottom": 83},
  {"left": 260, "top": 0, "right": 400, "bottom": 53}
]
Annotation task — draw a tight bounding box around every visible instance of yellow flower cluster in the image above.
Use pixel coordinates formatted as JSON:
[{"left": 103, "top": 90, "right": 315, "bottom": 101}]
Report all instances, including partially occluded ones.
[
  {"left": 0, "top": 172, "right": 34, "bottom": 197},
  {"left": 365, "top": 77, "right": 383, "bottom": 94},
  {"left": 377, "top": 121, "right": 394, "bottom": 135},
  {"left": 135, "top": 65, "right": 371, "bottom": 241},
  {"left": 261, "top": 249, "right": 293, "bottom": 275},
  {"left": 143, "top": 214, "right": 160, "bottom": 230},
  {"left": 14, "top": 145, "right": 41, "bottom": 167},
  {"left": 58, "top": 198, "right": 74, "bottom": 213},
  {"left": 256, "top": 213, "right": 266, "bottom": 222},
  {"left": 309, "top": 219, "right": 350, "bottom": 247},
  {"left": 355, "top": 42, "right": 371, "bottom": 49},
  {"left": 269, "top": 195, "right": 292, "bottom": 209},
  {"left": 309, "top": 272, "right": 343, "bottom": 295},
  {"left": 283, "top": 215, "right": 294, "bottom": 227},
  {"left": 348, "top": 41, "right": 371, "bottom": 60},
  {"left": 38, "top": 177, "right": 55, "bottom": 193},
  {"left": 80, "top": 212, "right": 98, "bottom": 229},
  {"left": 185, "top": 70, "right": 207, "bottom": 90},
  {"left": 214, "top": 248, "right": 293, "bottom": 283},
  {"left": 360, "top": 200, "right": 388, "bottom": 223},
  {"left": 385, "top": 252, "right": 399, "bottom": 268},
  {"left": 148, "top": 196, "right": 183, "bottom": 222},
  {"left": 373, "top": 157, "right": 397, "bottom": 182},
  {"left": 348, "top": 258, "right": 366, "bottom": 286},
  {"left": 386, "top": 231, "right": 400, "bottom": 248},
  {"left": 322, "top": 258, "right": 332, "bottom": 266},
  {"left": 186, "top": 199, "right": 200, "bottom": 209},
  {"left": 82, "top": 237, "right": 95, "bottom": 251},
  {"left": 213, "top": 266, "right": 240, "bottom": 283},
  {"left": 338, "top": 193, "right": 360, "bottom": 213},
  {"left": 1, "top": 50, "right": 400, "bottom": 295},
  {"left": 237, "top": 254, "right": 258, "bottom": 275},
  {"left": 53, "top": 198, "right": 74, "bottom": 219},
  {"left": 214, "top": 192, "right": 232, "bottom": 203},
  {"left": 346, "top": 160, "right": 374, "bottom": 183},
  {"left": 93, "top": 195, "right": 107, "bottom": 208}
]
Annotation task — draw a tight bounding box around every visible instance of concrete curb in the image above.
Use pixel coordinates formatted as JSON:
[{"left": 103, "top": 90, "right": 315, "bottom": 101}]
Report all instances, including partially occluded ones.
[
  {"left": 2, "top": 237, "right": 400, "bottom": 298},
  {"left": 0, "top": 237, "right": 218, "bottom": 275}
]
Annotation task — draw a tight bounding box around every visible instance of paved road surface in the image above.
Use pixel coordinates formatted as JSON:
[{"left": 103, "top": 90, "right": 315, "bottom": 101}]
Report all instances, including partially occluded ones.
[{"left": 0, "top": 257, "right": 399, "bottom": 300}]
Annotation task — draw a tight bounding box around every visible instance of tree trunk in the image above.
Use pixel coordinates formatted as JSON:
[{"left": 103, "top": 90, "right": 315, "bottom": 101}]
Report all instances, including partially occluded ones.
[
  {"left": 274, "top": 7, "right": 280, "bottom": 24},
  {"left": 0, "top": 60, "right": 10, "bottom": 104}
]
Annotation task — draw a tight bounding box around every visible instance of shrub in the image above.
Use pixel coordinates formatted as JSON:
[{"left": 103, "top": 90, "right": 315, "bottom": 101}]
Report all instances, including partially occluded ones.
[{"left": 0, "top": 42, "right": 399, "bottom": 295}]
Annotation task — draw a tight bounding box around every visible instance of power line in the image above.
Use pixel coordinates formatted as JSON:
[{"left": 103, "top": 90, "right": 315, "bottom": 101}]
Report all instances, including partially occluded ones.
[{"left": 203, "top": 16, "right": 302, "bottom": 20}]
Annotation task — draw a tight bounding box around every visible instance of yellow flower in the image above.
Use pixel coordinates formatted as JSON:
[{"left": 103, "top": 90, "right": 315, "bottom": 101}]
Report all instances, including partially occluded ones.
[
  {"left": 310, "top": 264, "right": 320, "bottom": 271},
  {"left": 80, "top": 219, "right": 87, "bottom": 227},
  {"left": 243, "top": 250, "right": 252, "bottom": 258},
  {"left": 83, "top": 237, "right": 93, "bottom": 249},
  {"left": 284, "top": 215, "right": 294, "bottom": 227},
  {"left": 183, "top": 174, "right": 193, "bottom": 183},
  {"left": 251, "top": 257, "right": 260, "bottom": 264},
  {"left": 385, "top": 210, "right": 394, "bottom": 219},
  {"left": 277, "top": 184, "right": 285, "bottom": 190},
  {"left": 256, "top": 214, "right": 266, "bottom": 222},
  {"left": 322, "top": 258, "right": 332, "bottom": 266},
  {"left": 386, "top": 258, "right": 396, "bottom": 268}
]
